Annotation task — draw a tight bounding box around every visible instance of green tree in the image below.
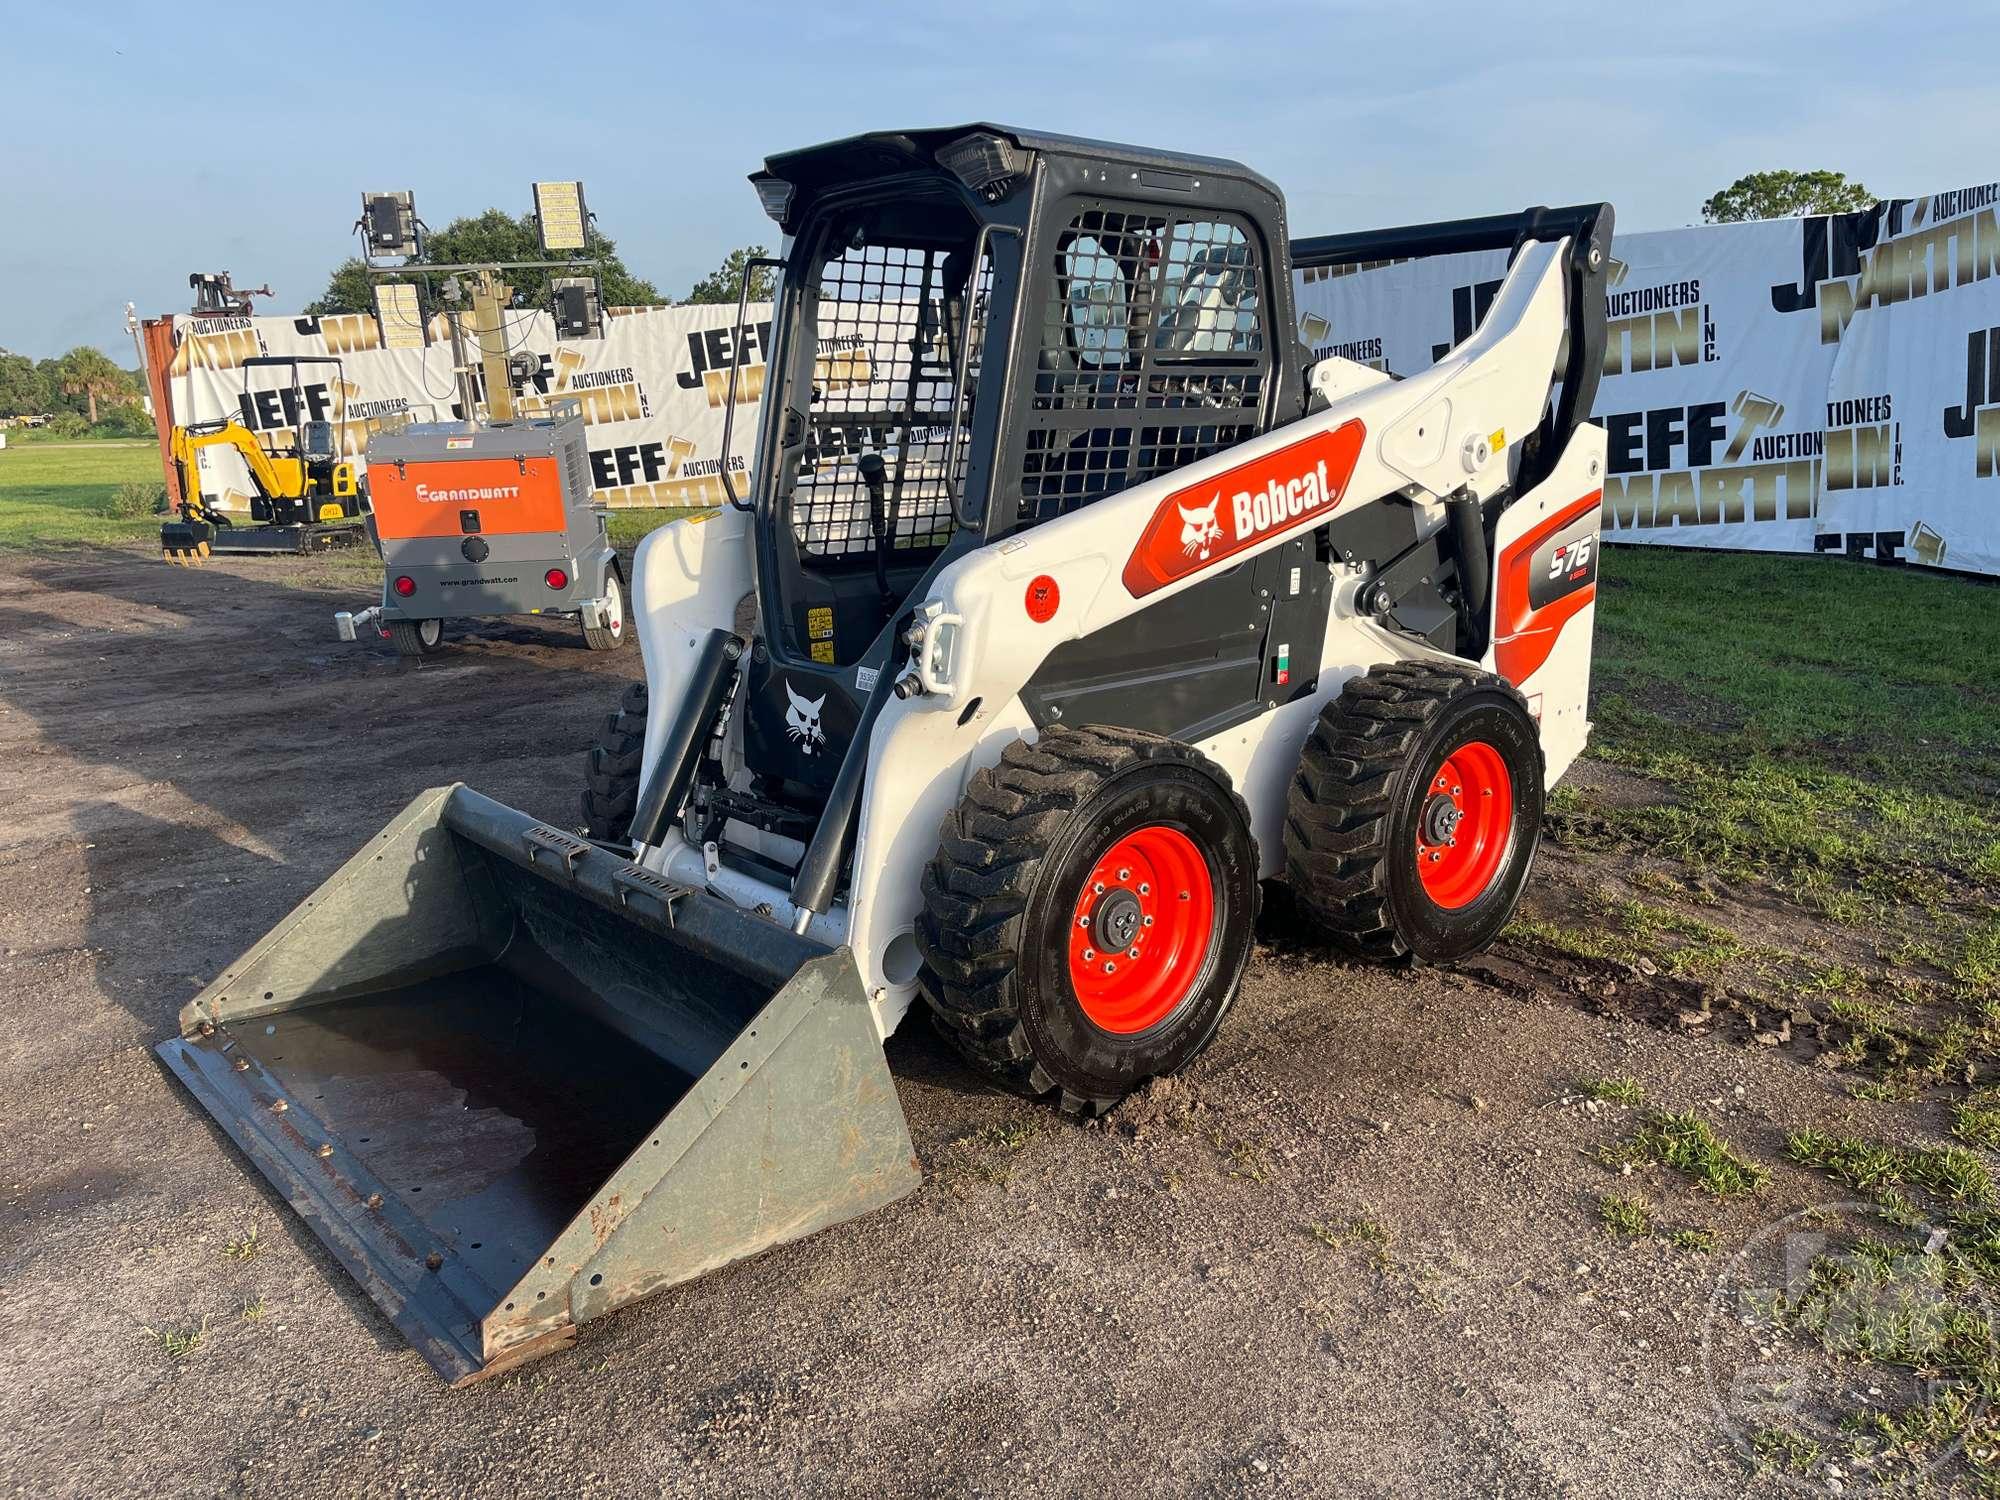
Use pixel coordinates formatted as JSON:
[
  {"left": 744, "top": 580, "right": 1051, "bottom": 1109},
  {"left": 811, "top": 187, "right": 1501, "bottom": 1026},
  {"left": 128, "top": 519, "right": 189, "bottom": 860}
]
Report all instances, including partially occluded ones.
[
  {"left": 681, "top": 246, "right": 776, "bottom": 306},
  {"left": 93, "top": 403, "right": 155, "bottom": 438},
  {"left": 54, "top": 346, "right": 137, "bottom": 425},
  {"left": 1701, "top": 170, "right": 1877, "bottom": 224},
  {"left": 305, "top": 209, "right": 664, "bottom": 316},
  {"left": 0, "top": 349, "right": 52, "bottom": 418}
]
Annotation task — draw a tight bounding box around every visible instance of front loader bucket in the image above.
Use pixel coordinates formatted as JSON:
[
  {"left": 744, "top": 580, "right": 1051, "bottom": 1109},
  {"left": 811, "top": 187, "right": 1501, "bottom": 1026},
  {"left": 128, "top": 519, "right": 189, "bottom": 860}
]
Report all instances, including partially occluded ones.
[{"left": 156, "top": 785, "right": 919, "bottom": 1385}]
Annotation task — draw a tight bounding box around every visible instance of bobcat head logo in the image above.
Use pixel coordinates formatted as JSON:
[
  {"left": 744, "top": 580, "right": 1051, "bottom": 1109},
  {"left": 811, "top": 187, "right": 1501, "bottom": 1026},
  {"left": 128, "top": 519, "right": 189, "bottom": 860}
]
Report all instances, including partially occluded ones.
[
  {"left": 1178, "top": 495, "right": 1223, "bottom": 560},
  {"left": 783, "top": 680, "right": 826, "bottom": 754}
]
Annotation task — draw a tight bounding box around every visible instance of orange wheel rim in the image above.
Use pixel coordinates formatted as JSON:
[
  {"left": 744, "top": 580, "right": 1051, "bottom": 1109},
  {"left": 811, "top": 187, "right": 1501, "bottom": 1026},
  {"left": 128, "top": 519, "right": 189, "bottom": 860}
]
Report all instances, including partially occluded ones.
[
  {"left": 1415, "top": 740, "right": 1514, "bottom": 910},
  {"left": 1068, "top": 825, "right": 1214, "bottom": 1034}
]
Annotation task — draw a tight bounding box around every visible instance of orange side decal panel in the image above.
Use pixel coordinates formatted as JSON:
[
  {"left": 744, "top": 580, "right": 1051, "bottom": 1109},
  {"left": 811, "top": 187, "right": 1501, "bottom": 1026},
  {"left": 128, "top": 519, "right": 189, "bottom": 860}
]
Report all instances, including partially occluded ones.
[
  {"left": 370, "top": 456, "right": 568, "bottom": 540},
  {"left": 1492, "top": 491, "right": 1601, "bottom": 686},
  {"left": 1123, "top": 420, "right": 1365, "bottom": 599}
]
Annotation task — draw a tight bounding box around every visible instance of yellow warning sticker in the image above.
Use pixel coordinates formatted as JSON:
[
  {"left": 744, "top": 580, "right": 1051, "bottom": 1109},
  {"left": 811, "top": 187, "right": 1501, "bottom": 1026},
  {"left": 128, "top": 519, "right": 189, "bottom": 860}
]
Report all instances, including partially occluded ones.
[
  {"left": 810, "top": 640, "right": 836, "bottom": 664},
  {"left": 806, "top": 606, "right": 834, "bottom": 640},
  {"left": 1489, "top": 427, "right": 1506, "bottom": 452}
]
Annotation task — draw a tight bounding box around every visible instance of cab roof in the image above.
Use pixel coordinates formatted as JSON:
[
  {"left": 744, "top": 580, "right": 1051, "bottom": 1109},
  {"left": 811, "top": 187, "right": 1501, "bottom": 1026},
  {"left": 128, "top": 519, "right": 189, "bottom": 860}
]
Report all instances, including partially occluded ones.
[{"left": 757, "top": 123, "right": 1282, "bottom": 204}]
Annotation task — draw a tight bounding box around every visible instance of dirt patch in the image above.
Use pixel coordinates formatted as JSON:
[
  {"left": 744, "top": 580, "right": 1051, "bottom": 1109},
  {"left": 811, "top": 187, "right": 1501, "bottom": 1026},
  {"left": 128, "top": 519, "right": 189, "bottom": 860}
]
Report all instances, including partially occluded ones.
[{"left": 0, "top": 543, "right": 1987, "bottom": 1498}]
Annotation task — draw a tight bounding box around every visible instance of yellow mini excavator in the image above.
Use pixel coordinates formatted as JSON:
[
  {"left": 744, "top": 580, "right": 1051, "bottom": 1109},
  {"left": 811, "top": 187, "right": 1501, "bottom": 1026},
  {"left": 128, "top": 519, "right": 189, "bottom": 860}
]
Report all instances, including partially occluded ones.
[{"left": 160, "top": 355, "right": 368, "bottom": 562}]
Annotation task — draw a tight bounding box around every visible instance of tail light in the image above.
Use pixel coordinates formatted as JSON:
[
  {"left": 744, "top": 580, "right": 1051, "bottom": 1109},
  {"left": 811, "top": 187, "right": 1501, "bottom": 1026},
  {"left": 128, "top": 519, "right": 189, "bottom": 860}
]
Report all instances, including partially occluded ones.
[
  {"left": 393, "top": 575, "right": 416, "bottom": 597},
  {"left": 545, "top": 568, "right": 569, "bottom": 590}
]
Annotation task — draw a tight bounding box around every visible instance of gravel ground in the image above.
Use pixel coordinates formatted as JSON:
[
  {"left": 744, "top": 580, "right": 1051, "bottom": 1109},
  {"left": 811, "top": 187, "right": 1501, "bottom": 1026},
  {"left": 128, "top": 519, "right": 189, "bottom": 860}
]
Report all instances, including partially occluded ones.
[{"left": 0, "top": 546, "right": 1925, "bottom": 1498}]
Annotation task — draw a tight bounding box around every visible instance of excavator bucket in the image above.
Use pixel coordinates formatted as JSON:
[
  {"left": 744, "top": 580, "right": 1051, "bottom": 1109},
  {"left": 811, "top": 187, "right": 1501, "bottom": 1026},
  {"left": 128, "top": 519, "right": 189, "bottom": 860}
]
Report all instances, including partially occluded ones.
[
  {"left": 156, "top": 785, "right": 920, "bottom": 1385},
  {"left": 159, "top": 517, "right": 212, "bottom": 565}
]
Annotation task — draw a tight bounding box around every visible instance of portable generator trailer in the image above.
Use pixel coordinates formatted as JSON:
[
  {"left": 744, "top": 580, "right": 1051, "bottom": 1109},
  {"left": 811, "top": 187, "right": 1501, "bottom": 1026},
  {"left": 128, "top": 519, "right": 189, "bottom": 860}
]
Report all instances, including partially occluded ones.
[
  {"left": 333, "top": 399, "right": 628, "bottom": 656},
  {"left": 160, "top": 355, "right": 368, "bottom": 563},
  {"left": 158, "top": 124, "right": 1611, "bottom": 1385}
]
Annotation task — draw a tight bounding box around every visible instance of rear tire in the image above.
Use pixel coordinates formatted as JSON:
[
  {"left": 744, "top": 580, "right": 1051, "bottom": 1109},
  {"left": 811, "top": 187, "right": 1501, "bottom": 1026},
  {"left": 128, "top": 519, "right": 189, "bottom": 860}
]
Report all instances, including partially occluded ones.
[
  {"left": 582, "top": 569, "right": 628, "bottom": 652},
  {"left": 581, "top": 681, "right": 647, "bottom": 841},
  {"left": 389, "top": 618, "right": 443, "bottom": 657},
  {"left": 1283, "top": 660, "right": 1542, "bottom": 964},
  {"left": 917, "top": 726, "right": 1259, "bottom": 1115}
]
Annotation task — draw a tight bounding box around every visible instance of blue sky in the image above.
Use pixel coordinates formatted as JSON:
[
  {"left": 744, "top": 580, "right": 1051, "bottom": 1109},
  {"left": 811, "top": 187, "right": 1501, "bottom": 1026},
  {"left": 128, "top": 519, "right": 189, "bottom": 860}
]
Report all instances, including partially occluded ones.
[{"left": 2, "top": 0, "right": 1993, "bottom": 359}]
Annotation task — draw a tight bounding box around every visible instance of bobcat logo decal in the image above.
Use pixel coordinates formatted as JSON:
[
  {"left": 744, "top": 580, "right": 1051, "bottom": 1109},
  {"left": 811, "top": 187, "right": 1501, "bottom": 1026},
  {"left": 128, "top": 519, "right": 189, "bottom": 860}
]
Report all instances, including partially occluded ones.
[
  {"left": 783, "top": 680, "right": 826, "bottom": 755},
  {"left": 1178, "top": 496, "right": 1223, "bottom": 560}
]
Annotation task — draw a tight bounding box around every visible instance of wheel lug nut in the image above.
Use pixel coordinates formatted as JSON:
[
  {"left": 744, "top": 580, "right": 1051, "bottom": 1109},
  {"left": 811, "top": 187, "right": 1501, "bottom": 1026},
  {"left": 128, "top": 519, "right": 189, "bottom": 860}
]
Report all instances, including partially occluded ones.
[
  {"left": 1138, "top": 883, "right": 1150, "bottom": 895},
  {"left": 1103, "top": 962, "right": 1116, "bottom": 974},
  {"left": 1093, "top": 882, "right": 1105, "bottom": 894},
  {"left": 1082, "top": 948, "right": 1095, "bottom": 961},
  {"left": 1143, "top": 915, "right": 1154, "bottom": 926},
  {"left": 1117, "top": 868, "right": 1131, "bottom": 881},
  {"left": 1127, "top": 947, "right": 1140, "bottom": 959}
]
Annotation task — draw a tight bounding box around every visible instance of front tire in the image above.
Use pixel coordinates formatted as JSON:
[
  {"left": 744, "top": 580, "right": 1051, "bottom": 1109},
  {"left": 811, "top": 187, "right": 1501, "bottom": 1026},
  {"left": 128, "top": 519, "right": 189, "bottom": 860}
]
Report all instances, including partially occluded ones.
[
  {"left": 1284, "top": 660, "right": 1543, "bottom": 964},
  {"left": 917, "top": 726, "right": 1259, "bottom": 1115},
  {"left": 580, "top": 681, "right": 646, "bottom": 841},
  {"left": 389, "top": 618, "right": 443, "bottom": 657}
]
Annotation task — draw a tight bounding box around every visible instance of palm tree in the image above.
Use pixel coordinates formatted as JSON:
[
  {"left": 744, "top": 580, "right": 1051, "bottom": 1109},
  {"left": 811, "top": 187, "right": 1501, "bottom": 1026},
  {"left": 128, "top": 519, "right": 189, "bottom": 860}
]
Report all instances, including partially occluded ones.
[{"left": 56, "top": 346, "right": 132, "bottom": 425}]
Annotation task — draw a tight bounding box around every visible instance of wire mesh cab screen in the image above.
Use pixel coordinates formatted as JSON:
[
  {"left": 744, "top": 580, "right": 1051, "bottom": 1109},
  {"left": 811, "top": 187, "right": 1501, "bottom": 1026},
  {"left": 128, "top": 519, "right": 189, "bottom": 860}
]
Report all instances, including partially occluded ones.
[
  {"left": 787, "top": 235, "right": 992, "bottom": 561},
  {"left": 1018, "top": 207, "right": 1270, "bottom": 529}
]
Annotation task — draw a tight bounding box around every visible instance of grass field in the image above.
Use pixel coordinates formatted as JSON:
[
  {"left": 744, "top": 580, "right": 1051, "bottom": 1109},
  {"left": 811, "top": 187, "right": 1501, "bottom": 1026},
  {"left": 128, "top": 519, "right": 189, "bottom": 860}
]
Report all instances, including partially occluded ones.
[
  {"left": 0, "top": 439, "right": 164, "bottom": 547},
  {"left": 1591, "top": 546, "right": 2000, "bottom": 795},
  {"left": 1583, "top": 548, "right": 1998, "bottom": 896}
]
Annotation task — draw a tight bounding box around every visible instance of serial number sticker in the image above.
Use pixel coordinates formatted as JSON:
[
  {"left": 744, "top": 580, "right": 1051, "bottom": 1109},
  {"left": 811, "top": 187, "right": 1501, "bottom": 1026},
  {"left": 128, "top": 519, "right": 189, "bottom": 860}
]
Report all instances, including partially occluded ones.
[{"left": 855, "top": 665, "right": 879, "bottom": 693}]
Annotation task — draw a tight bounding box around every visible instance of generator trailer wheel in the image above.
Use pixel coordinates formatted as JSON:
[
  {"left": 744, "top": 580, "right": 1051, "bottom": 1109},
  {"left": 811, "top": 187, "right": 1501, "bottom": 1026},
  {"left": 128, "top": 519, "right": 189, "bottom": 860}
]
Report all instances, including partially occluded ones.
[
  {"left": 389, "top": 618, "right": 443, "bottom": 658},
  {"left": 582, "top": 569, "right": 628, "bottom": 652},
  {"left": 580, "top": 680, "right": 647, "bottom": 842},
  {"left": 917, "top": 725, "right": 1258, "bottom": 1115},
  {"left": 1284, "top": 660, "right": 1542, "bottom": 964}
]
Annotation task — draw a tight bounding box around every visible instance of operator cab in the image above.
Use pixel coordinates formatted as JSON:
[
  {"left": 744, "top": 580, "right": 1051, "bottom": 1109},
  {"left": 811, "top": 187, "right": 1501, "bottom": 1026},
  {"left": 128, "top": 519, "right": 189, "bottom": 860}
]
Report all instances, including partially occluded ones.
[
  {"left": 731, "top": 125, "right": 1310, "bottom": 805},
  {"left": 301, "top": 419, "right": 337, "bottom": 466}
]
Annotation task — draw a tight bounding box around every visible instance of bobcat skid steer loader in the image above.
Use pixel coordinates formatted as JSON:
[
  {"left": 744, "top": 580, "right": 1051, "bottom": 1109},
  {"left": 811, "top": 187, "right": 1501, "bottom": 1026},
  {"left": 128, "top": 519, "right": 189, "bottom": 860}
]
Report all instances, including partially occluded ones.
[{"left": 159, "top": 124, "right": 1611, "bottom": 1385}]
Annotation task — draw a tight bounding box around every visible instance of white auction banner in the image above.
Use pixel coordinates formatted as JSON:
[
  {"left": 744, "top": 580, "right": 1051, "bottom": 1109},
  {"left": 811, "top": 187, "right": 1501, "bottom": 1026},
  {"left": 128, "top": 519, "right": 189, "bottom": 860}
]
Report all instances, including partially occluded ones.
[
  {"left": 164, "top": 300, "right": 786, "bottom": 512},
  {"left": 1293, "top": 185, "right": 2000, "bottom": 577}
]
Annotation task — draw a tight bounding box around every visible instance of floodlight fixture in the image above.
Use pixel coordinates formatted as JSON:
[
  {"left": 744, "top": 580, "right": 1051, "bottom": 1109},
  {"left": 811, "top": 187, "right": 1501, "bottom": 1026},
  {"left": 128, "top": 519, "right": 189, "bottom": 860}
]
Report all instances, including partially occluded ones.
[
  {"left": 551, "top": 276, "right": 603, "bottom": 340},
  {"left": 751, "top": 173, "right": 794, "bottom": 227},
  {"left": 361, "top": 191, "right": 420, "bottom": 259},
  {"left": 533, "top": 181, "right": 590, "bottom": 254},
  {"left": 373, "top": 281, "right": 426, "bottom": 349},
  {"left": 937, "top": 131, "right": 1026, "bottom": 202}
]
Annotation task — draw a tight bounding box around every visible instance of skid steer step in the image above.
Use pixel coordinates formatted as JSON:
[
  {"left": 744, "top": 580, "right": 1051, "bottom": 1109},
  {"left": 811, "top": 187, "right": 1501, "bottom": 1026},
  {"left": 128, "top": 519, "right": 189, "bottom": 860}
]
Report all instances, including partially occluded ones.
[{"left": 157, "top": 785, "right": 920, "bottom": 1385}]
